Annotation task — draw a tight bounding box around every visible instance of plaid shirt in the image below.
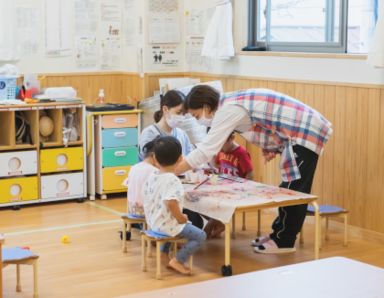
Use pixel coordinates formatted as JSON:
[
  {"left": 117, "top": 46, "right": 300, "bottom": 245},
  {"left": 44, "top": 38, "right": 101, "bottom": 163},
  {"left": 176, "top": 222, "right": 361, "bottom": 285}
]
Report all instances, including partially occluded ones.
[{"left": 221, "top": 89, "right": 333, "bottom": 182}]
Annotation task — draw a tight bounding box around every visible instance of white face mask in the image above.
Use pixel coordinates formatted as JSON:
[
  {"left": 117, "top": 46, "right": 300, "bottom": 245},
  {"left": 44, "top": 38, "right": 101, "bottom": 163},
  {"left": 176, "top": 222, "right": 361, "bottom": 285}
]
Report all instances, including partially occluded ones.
[
  {"left": 197, "top": 110, "right": 213, "bottom": 127},
  {"left": 165, "top": 114, "right": 185, "bottom": 128}
]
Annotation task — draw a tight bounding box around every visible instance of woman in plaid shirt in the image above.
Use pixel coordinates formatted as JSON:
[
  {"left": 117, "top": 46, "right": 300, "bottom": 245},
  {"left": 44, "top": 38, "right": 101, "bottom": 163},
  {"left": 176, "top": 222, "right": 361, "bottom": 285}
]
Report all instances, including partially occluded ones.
[{"left": 176, "top": 85, "right": 333, "bottom": 253}]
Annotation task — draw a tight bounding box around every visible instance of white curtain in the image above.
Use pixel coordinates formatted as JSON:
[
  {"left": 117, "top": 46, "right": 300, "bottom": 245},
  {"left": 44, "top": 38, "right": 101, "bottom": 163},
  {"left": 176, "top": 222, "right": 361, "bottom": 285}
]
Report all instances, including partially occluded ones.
[
  {"left": 367, "top": 2, "right": 384, "bottom": 68},
  {"left": 201, "top": 1, "right": 234, "bottom": 60},
  {"left": 0, "top": 0, "right": 19, "bottom": 61}
]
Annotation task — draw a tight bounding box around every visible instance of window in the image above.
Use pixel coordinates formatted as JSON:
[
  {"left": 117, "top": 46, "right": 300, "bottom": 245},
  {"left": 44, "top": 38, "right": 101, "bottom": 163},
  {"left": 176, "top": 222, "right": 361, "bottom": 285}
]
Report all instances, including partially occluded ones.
[{"left": 244, "top": 0, "right": 378, "bottom": 53}]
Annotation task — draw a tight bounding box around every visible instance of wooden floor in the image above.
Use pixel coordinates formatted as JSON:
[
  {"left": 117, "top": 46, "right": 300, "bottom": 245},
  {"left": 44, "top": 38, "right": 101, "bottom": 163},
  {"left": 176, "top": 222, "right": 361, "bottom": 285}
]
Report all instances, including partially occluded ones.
[{"left": 1, "top": 198, "right": 384, "bottom": 298}]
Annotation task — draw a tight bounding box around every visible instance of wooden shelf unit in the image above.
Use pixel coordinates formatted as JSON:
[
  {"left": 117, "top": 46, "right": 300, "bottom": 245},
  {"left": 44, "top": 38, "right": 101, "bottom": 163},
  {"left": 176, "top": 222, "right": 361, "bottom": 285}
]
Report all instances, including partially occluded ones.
[{"left": 0, "top": 103, "right": 87, "bottom": 208}]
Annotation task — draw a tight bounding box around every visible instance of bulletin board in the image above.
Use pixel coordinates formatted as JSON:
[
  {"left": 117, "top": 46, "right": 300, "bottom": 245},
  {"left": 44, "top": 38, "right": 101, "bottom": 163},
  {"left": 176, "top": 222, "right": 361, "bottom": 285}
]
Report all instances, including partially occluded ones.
[{"left": 0, "top": 0, "right": 142, "bottom": 73}]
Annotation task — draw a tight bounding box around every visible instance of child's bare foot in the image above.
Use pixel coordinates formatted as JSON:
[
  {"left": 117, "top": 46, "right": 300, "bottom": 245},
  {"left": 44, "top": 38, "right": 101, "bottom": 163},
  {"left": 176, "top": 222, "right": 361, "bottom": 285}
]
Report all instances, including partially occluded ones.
[
  {"left": 168, "top": 257, "right": 191, "bottom": 275},
  {"left": 161, "top": 252, "right": 171, "bottom": 264}
]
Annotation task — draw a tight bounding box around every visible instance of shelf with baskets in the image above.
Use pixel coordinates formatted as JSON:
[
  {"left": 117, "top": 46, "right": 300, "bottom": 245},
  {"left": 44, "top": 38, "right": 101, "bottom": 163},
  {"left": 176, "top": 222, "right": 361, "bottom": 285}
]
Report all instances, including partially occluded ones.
[{"left": 0, "top": 103, "right": 87, "bottom": 208}]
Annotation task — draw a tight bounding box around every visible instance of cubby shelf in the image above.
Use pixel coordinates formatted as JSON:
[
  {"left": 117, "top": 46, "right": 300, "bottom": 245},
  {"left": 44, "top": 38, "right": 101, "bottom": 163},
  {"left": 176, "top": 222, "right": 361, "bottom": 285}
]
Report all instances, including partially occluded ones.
[{"left": 0, "top": 103, "right": 87, "bottom": 208}]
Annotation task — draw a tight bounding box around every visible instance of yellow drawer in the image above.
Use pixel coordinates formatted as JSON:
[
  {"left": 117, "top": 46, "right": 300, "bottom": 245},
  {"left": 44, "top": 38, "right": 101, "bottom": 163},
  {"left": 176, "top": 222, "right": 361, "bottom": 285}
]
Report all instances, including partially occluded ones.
[
  {"left": 0, "top": 176, "right": 38, "bottom": 204},
  {"left": 102, "top": 166, "right": 131, "bottom": 191},
  {"left": 40, "top": 147, "right": 83, "bottom": 173}
]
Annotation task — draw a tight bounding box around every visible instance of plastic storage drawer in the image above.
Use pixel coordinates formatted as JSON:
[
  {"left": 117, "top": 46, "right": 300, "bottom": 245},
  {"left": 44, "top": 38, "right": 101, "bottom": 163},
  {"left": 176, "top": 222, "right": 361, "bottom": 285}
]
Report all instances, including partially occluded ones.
[
  {"left": 102, "top": 147, "right": 138, "bottom": 167},
  {"left": 0, "top": 150, "right": 37, "bottom": 177},
  {"left": 41, "top": 172, "right": 84, "bottom": 200},
  {"left": 0, "top": 176, "right": 38, "bottom": 204},
  {"left": 102, "top": 128, "right": 138, "bottom": 148},
  {"left": 40, "top": 147, "right": 83, "bottom": 173}
]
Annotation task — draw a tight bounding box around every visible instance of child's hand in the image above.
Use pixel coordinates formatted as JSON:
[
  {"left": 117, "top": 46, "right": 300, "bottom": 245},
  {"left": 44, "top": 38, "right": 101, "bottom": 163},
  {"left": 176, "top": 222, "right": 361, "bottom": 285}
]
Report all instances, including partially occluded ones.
[{"left": 182, "top": 214, "right": 189, "bottom": 223}]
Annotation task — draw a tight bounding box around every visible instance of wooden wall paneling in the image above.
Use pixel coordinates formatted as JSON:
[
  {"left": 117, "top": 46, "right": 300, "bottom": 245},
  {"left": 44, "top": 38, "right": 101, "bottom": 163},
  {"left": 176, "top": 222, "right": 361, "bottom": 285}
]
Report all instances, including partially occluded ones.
[
  {"left": 377, "top": 89, "right": 384, "bottom": 233},
  {"left": 354, "top": 88, "right": 370, "bottom": 228},
  {"left": 364, "top": 88, "right": 381, "bottom": 232},
  {"left": 333, "top": 86, "right": 347, "bottom": 210},
  {"left": 322, "top": 85, "right": 336, "bottom": 204},
  {"left": 344, "top": 87, "right": 359, "bottom": 227}
]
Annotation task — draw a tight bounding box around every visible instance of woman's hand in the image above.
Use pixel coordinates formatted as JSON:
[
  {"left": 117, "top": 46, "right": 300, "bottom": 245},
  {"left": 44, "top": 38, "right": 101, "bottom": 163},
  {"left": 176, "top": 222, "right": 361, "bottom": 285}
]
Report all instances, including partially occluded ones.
[{"left": 262, "top": 149, "right": 277, "bottom": 163}]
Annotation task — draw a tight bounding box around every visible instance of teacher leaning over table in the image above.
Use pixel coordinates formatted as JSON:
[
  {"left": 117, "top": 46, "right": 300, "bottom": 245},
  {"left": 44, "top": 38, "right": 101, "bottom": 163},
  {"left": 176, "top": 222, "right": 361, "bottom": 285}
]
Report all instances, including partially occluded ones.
[{"left": 175, "top": 85, "right": 333, "bottom": 254}]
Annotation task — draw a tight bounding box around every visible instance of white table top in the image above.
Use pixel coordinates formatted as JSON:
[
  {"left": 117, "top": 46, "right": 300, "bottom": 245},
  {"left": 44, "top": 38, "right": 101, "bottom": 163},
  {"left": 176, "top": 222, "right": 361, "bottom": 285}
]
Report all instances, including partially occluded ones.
[
  {"left": 184, "top": 178, "right": 316, "bottom": 223},
  {"left": 119, "top": 257, "right": 384, "bottom": 298}
]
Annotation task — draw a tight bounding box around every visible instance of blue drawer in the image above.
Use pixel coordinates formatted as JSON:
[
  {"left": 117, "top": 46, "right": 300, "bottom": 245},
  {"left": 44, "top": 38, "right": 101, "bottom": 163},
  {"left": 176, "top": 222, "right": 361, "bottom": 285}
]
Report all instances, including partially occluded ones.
[
  {"left": 102, "top": 128, "right": 138, "bottom": 148},
  {"left": 102, "top": 147, "right": 139, "bottom": 167}
]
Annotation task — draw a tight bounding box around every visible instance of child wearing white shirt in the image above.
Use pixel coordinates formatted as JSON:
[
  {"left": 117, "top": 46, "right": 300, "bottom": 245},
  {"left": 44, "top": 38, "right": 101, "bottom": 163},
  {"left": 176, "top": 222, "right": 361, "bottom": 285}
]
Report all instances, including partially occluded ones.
[
  {"left": 124, "top": 139, "right": 157, "bottom": 217},
  {"left": 144, "top": 136, "right": 206, "bottom": 275}
]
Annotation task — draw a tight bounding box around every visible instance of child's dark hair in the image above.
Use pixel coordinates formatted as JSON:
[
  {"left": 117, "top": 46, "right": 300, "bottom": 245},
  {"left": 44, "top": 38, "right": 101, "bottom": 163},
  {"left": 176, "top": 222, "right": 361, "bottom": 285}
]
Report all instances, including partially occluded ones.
[
  {"left": 153, "top": 136, "right": 182, "bottom": 166},
  {"left": 142, "top": 137, "right": 158, "bottom": 159},
  {"left": 154, "top": 90, "right": 185, "bottom": 123},
  {"left": 185, "top": 85, "right": 220, "bottom": 112}
]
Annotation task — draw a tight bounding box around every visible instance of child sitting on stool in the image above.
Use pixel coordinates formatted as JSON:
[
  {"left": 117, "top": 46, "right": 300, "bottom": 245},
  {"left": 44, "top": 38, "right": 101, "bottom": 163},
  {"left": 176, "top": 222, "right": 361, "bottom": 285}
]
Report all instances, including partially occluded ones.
[
  {"left": 143, "top": 136, "right": 206, "bottom": 275},
  {"left": 124, "top": 139, "right": 157, "bottom": 218}
]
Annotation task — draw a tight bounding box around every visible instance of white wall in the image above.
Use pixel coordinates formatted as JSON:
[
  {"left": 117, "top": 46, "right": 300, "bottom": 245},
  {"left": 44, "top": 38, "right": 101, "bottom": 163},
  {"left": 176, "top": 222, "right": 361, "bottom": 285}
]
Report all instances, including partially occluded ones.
[
  {"left": 3, "top": 0, "right": 384, "bottom": 85},
  {"left": 1, "top": 0, "right": 143, "bottom": 74},
  {"left": 184, "top": 0, "right": 384, "bottom": 85}
]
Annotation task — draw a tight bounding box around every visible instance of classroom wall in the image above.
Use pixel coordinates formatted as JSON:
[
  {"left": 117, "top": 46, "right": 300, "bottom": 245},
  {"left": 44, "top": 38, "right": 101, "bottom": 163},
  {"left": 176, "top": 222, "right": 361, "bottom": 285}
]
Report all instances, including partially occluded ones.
[{"left": 2, "top": 0, "right": 384, "bottom": 236}]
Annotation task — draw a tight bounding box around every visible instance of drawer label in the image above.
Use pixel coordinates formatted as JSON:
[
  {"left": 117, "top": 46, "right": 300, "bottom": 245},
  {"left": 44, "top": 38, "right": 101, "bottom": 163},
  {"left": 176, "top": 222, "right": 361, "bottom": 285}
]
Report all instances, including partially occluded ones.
[
  {"left": 8, "top": 170, "right": 22, "bottom": 176},
  {"left": 114, "top": 117, "right": 127, "bottom": 124}
]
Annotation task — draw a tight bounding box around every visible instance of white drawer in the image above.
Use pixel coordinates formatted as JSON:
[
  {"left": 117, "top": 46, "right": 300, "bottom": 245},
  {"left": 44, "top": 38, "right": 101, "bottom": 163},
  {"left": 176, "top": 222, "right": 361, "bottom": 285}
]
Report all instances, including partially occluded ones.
[
  {"left": 41, "top": 172, "right": 84, "bottom": 200},
  {"left": 0, "top": 150, "right": 37, "bottom": 177}
]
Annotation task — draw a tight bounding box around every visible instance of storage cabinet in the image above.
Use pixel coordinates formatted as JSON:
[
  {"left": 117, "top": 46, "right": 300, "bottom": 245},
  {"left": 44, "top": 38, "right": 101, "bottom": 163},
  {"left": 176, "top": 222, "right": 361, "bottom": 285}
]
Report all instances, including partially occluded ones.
[
  {"left": 87, "top": 109, "right": 141, "bottom": 200},
  {"left": 0, "top": 103, "right": 87, "bottom": 208}
]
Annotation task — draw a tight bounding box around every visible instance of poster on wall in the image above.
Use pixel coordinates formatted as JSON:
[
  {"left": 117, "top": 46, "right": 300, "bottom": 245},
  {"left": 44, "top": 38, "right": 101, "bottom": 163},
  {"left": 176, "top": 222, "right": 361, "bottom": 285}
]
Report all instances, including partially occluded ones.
[
  {"left": 15, "top": 5, "right": 41, "bottom": 56},
  {"left": 123, "top": 0, "right": 138, "bottom": 47},
  {"left": 100, "top": 0, "right": 122, "bottom": 69},
  {"left": 148, "top": 0, "right": 180, "bottom": 44},
  {"left": 185, "top": 36, "right": 212, "bottom": 71},
  {"left": 74, "top": 0, "right": 98, "bottom": 69},
  {"left": 149, "top": 44, "right": 180, "bottom": 70},
  {"left": 45, "top": 0, "right": 72, "bottom": 57},
  {"left": 186, "top": 9, "right": 205, "bottom": 37}
]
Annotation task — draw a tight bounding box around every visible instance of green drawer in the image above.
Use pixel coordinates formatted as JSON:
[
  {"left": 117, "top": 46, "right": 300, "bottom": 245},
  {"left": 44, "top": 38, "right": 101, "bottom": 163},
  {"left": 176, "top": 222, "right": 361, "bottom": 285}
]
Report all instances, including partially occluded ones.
[{"left": 102, "top": 147, "right": 138, "bottom": 167}]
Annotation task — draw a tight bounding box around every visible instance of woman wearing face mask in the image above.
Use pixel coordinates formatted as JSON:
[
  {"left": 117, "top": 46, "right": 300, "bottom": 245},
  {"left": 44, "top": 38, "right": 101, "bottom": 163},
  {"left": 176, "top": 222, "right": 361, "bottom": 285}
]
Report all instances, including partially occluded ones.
[
  {"left": 139, "top": 90, "right": 193, "bottom": 161},
  {"left": 176, "top": 85, "right": 333, "bottom": 254}
]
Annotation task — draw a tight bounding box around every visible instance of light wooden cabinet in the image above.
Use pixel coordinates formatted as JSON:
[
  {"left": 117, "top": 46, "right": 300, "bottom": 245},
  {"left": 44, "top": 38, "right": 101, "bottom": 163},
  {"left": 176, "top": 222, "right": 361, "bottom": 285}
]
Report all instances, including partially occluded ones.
[
  {"left": 0, "top": 103, "right": 87, "bottom": 208},
  {"left": 87, "top": 110, "right": 141, "bottom": 200}
]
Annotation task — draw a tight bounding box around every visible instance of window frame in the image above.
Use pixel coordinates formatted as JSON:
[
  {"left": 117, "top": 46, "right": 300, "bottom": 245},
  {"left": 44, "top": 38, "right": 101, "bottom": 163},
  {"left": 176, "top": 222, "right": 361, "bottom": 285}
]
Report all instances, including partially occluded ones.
[{"left": 244, "top": 0, "right": 349, "bottom": 53}]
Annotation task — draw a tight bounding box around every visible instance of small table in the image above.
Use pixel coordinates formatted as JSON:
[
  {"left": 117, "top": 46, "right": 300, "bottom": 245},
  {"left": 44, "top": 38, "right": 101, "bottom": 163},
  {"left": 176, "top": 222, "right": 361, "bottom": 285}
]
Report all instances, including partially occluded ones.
[
  {"left": 0, "top": 234, "right": 4, "bottom": 298},
  {"left": 183, "top": 178, "right": 320, "bottom": 276},
  {"left": 120, "top": 257, "right": 384, "bottom": 298}
]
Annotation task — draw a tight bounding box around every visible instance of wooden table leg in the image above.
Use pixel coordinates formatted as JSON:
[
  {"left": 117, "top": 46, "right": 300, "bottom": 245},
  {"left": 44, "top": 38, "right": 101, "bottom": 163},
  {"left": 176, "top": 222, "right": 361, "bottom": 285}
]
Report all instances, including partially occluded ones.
[
  {"left": 312, "top": 202, "right": 320, "bottom": 259},
  {"left": 221, "top": 223, "right": 232, "bottom": 276}
]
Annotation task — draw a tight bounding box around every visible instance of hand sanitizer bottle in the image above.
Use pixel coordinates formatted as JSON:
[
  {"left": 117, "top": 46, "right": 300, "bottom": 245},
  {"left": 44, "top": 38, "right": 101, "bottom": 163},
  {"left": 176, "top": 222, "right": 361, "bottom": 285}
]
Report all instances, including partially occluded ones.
[{"left": 98, "top": 89, "right": 105, "bottom": 104}]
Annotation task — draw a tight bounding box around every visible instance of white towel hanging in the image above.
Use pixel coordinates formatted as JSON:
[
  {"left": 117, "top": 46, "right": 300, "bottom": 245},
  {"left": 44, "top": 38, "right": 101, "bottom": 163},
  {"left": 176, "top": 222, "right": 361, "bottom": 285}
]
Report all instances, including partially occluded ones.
[
  {"left": 367, "top": 4, "right": 384, "bottom": 68},
  {"left": 201, "top": 1, "right": 234, "bottom": 60}
]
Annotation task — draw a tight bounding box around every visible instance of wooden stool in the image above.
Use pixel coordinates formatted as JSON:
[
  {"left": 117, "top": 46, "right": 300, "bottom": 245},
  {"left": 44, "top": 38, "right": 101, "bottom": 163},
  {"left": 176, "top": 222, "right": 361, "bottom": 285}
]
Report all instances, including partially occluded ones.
[
  {"left": 121, "top": 213, "right": 147, "bottom": 253},
  {"left": 2, "top": 247, "right": 39, "bottom": 298},
  {"left": 301, "top": 205, "right": 348, "bottom": 247},
  {"left": 141, "top": 230, "right": 193, "bottom": 280}
]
